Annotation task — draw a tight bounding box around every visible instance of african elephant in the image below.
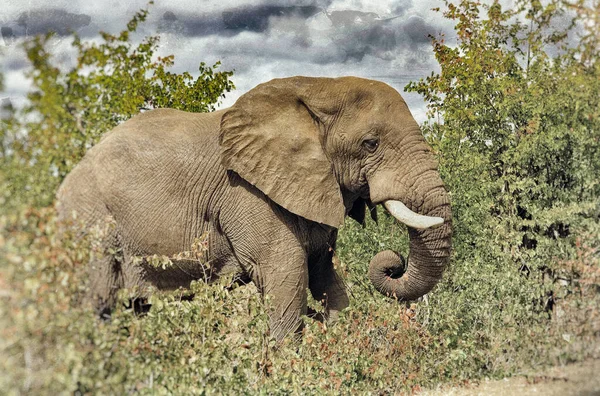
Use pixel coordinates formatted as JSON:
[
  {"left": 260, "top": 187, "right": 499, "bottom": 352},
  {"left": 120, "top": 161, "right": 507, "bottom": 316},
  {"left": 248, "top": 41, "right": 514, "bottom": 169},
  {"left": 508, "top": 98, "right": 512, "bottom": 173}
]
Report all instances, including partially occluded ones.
[{"left": 57, "top": 76, "right": 452, "bottom": 340}]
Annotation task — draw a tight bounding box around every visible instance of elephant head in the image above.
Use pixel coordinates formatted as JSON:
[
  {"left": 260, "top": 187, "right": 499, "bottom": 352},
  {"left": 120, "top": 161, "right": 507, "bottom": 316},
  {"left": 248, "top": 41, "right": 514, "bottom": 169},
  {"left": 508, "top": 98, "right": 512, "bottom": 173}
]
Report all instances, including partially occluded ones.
[{"left": 219, "top": 77, "right": 452, "bottom": 301}]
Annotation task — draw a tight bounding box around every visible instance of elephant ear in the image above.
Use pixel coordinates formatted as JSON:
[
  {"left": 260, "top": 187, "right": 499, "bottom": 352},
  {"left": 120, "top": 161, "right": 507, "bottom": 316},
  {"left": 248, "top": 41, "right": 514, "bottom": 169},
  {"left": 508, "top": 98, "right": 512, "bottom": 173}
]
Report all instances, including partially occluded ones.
[{"left": 219, "top": 78, "right": 345, "bottom": 227}]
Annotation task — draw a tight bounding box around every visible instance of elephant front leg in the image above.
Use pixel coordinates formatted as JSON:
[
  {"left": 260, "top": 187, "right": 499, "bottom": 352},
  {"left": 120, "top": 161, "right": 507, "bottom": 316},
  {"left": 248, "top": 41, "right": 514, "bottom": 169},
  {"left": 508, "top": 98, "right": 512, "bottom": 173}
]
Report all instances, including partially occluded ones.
[
  {"left": 88, "top": 253, "right": 125, "bottom": 319},
  {"left": 253, "top": 248, "right": 309, "bottom": 341}
]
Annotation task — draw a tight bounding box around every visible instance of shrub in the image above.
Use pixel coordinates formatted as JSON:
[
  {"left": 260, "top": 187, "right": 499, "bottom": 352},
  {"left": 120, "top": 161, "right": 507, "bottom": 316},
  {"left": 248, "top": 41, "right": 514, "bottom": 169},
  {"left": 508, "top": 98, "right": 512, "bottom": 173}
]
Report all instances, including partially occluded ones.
[
  {"left": 1, "top": 0, "right": 599, "bottom": 393},
  {"left": 0, "top": 5, "right": 234, "bottom": 211}
]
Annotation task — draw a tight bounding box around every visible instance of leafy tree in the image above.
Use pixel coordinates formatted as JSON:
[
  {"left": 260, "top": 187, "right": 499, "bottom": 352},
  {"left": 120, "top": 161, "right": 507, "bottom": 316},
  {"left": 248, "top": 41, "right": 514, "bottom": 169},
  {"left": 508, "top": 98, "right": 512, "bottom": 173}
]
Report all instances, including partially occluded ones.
[
  {"left": 407, "top": 0, "right": 599, "bottom": 267},
  {"left": 404, "top": 0, "right": 600, "bottom": 373},
  {"left": 0, "top": 5, "right": 234, "bottom": 211}
]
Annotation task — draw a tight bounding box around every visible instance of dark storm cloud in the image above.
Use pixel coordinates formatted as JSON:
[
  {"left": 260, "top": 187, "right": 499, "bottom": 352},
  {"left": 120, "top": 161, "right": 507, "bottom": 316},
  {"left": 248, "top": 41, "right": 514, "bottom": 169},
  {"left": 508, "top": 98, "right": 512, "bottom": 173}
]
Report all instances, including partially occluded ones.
[
  {"left": 14, "top": 9, "right": 91, "bottom": 37},
  {"left": 335, "top": 22, "right": 398, "bottom": 62},
  {"left": 158, "top": 10, "right": 223, "bottom": 37},
  {"left": 152, "top": 0, "right": 445, "bottom": 67},
  {"left": 1, "top": 27, "right": 16, "bottom": 46},
  {"left": 223, "top": 5, "right": 321, "bottom": 32},
  {"left": 158, "top": 5, "right": 321, "bottom": 37},
  {"left": 333, "top": 15, "right": 442, "bottom": 62},
  {"left": 402, "top": 16, "right": 437, "bottom": 48}
]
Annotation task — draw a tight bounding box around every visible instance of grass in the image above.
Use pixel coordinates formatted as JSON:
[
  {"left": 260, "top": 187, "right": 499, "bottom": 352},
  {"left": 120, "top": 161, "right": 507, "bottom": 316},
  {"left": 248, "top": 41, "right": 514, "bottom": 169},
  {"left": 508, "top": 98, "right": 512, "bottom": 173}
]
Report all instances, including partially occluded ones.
[{"left": 1, "top": 206, "right": 598, "bottom": 394}]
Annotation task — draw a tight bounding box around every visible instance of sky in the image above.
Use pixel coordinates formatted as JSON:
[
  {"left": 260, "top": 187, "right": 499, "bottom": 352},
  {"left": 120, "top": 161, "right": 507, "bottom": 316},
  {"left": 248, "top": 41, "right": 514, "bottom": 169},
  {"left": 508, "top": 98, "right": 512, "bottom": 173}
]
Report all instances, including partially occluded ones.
[{"left": 0, "top": 0, "right": 538, "bottom": 123}]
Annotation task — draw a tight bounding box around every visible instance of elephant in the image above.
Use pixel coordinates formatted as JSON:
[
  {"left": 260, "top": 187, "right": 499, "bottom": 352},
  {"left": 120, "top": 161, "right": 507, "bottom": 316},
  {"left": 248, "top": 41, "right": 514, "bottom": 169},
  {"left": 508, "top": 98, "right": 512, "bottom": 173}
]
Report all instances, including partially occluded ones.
[{"left": 56, "top": 76, "right": 452, "bottom": 341}]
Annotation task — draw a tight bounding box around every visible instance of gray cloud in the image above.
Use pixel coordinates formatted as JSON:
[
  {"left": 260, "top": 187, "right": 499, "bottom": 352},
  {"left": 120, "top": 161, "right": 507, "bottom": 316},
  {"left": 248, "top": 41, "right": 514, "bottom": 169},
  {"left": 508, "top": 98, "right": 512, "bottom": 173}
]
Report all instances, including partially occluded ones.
[
  {"left": 329, "top": 14, "right": 444, "bottom": 63},
  {"left": 334, "top": 19, "right": 398, "bottom": 62},
  {"left": 0, "top": 0, "right": 447, "bottom": 123},
  {"left": 157, "top": 11, "right": 222, "bottom": 37},
  {"left": 2, "top": 55, "right": 28, "bottom": 71},
  {"left": 223, "top": 5, "right": 321, "bottom": 33},
  {"left": 158, "top": 5, "right": 322, "bottom": 37},
  {"left": 1, "top": 27, "right": 16, "bottom": 46},
  {"left": 157, "top": 4, "right": 444, "bottom": 67},
  {"left": 14, "top": 9, "right": 91, "bottom": 37},
  {"left": 326, "top": 10, "right": 381, "bottom": 27},
  {"left": 391, "top": 0, "right": 413, "bottom": 16},
  {"left": 403, "top": 16, "right": 438, "bottom": 49}
]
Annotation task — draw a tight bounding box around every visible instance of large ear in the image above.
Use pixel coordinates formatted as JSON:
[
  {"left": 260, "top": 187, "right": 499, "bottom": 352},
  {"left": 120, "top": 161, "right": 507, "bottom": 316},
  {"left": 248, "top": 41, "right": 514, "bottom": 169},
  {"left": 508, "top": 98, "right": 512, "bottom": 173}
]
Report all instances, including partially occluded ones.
[{"left": 219, "top": 77, "right": 345, "bottom": 227}]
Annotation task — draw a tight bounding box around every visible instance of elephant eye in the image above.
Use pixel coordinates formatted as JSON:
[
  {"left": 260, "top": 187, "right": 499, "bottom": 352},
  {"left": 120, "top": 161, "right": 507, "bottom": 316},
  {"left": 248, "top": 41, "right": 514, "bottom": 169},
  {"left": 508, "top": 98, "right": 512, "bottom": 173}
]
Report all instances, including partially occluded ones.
[{"left": 362, "top": 138, "right": 379, "bottom": 153}]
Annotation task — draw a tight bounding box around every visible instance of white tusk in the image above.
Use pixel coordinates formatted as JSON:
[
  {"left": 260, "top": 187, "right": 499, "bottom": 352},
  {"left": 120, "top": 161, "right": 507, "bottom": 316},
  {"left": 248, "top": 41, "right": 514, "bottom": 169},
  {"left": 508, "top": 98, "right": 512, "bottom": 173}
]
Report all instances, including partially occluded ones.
[{"left": 383, "top": 200, "right": 444, "bottom": 230}]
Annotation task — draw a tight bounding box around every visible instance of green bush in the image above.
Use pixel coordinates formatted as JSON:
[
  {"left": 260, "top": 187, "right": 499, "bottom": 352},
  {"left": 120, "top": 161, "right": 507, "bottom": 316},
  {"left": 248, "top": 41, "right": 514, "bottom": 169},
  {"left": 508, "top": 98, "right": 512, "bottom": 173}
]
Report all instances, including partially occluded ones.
[
  {"left": 0, "top": 5, "right": 234, "bottom": 211},
  {"left": 403, "top": 0, "right": 600, "bottom": 378},
  {"left": 1, "top": 1, "right": 599, "bottom": 394}
]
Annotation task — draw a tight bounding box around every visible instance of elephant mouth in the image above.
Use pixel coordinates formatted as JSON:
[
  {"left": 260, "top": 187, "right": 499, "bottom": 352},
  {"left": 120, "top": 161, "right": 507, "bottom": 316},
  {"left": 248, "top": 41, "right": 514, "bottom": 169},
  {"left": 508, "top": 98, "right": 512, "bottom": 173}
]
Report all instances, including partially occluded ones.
[{"left": 382, "top": 200, "right": 444, "bottom": 230}]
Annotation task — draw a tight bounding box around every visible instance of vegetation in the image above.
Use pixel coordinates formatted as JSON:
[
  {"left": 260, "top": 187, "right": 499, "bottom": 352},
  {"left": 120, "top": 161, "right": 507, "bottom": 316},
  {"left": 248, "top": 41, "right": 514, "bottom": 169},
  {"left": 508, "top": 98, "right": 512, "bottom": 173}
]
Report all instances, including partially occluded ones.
[
  {"left": 1, "top": 1, "right": 598, "bottom": 393},
  {"left": 0, "top": 6, "right": 234, "bottom": 211}
]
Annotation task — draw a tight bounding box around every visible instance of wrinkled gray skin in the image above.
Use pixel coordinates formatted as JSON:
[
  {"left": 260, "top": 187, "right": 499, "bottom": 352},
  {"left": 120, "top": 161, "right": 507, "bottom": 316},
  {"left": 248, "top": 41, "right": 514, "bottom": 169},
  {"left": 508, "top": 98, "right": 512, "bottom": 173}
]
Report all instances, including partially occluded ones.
[{"left": 57, "top": 77, "right": 452, "bottom": 340}]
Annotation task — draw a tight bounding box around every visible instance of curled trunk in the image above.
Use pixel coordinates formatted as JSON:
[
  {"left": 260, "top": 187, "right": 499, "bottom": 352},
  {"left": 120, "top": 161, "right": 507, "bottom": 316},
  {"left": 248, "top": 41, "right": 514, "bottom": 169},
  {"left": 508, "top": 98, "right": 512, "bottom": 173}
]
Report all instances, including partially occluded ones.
[{"left": 369, "top": 173, "right": 452, "bottom": 301}]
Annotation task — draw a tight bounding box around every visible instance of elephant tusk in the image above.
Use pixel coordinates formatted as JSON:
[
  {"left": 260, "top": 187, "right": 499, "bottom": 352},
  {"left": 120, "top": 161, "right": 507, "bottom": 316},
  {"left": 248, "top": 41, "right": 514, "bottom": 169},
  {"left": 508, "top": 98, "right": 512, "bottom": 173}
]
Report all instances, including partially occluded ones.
[{"left": 383, "top": 200, "right": 444, "bottom": 230}]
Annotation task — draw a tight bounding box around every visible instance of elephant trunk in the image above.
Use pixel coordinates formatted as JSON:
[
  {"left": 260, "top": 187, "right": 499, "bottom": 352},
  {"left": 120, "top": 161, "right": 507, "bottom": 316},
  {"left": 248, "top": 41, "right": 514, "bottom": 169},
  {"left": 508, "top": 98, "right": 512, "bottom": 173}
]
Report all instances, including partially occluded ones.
[{"left": 368, "top": 169, "right": 452, "bottom": 301}]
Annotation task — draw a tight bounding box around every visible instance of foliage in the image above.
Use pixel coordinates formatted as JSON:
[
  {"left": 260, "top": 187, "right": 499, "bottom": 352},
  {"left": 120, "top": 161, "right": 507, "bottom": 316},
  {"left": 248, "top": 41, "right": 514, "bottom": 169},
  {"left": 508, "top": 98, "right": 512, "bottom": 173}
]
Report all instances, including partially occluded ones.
[
  {"left": 1, "top": 1, "right": 599, "bottom": 394},
  {"left": 404, "top": 0, "right": 600, "bottom": 378},
  {"left": 1, "top": 203, "right": 598, "bottom": 394},
  {"left": 0, "top": 5, "right": 234, "bottom": 211}
]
